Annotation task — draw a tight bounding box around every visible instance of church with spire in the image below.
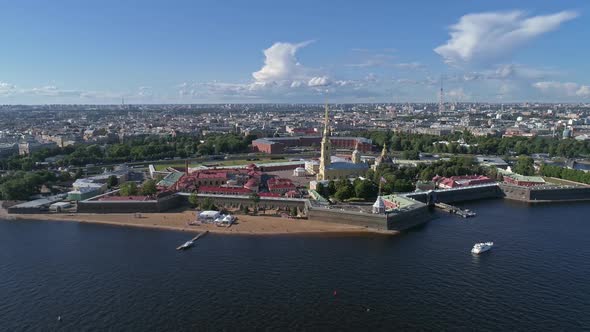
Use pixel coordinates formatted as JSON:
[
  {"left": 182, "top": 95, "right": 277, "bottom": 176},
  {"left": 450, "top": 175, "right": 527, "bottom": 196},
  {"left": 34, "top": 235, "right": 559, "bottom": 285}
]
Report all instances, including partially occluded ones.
[
  {"left": 316, "top": 104, "right": 368, "bottom": 181},
  {"left": 372, "top": 142, "right": 395, "bottom": 171}
]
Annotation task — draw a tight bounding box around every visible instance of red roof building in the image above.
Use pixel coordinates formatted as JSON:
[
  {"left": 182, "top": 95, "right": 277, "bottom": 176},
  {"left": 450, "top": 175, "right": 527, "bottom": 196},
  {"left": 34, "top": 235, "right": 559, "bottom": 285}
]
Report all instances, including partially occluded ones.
[
  {"left": 198, "top": 186, "right": 252, "bottom": 196},
  {"left": 267, "top": 178, "right": 297, "bottom": 194},
  {"left": 435, "top": 175, "right": 494, "bottom": 189},
  {"left": 259, "top": 192, "right": 281, "bottom": 198},
  {"left": 98, "top": 195, "right": 151, "bottom": 201}
]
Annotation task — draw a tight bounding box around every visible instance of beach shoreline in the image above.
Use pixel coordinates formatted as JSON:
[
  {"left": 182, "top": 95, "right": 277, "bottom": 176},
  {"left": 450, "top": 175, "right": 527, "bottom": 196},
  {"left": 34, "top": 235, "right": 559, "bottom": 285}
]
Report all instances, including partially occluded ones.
[{"left": 3, "top": 209, "right": 398, "bottom": 236}]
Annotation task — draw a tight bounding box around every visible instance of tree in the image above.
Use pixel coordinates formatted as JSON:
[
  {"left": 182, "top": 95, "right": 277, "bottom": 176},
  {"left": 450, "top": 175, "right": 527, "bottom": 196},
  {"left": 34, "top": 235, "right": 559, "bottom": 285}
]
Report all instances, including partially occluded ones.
[
  {"left": 334, "top": 180, "right": 354, "bottom": 201},
  {"left": 354, "top": 179, "right": 377, "bottom": 199},
  {"left": 119, "top": 181, "right": 138, "bottom": 196},
  {"left": 327, "top": 180, "right": 337, "bottom": 196},
  {"left": 249, "top": 192, "right": 260, "bottom": 215},
  {"left": 107, "top": 175, "right": 118, "bottom": 188},
  {"left": 316, "top": 182, "right": 326, "bottom": 196},
  {"left": 188, "top": 192, "right": 198, "bottom": 207},
  {"left": 402, "top": 149, "right": 420, "bottom": 160},
  {"left": 513, "top": 155, "right": 535, "bottom": 176},
  {"left": 140, "top": 179, "right": 157, "bottom": 196},
  {"left": 200, "top": 197, "right": 217, "bottom": 211}
]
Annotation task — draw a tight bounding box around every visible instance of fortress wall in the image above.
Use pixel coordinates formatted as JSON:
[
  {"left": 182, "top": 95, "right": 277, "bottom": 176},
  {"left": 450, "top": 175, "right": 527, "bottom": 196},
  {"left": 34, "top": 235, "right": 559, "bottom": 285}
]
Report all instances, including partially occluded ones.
[
  {"left": 308, "top": 202, "right": 432, "bottom": 232},
  {"left": 406, "top": 185, "right": 503, "bottom": 204},
  {"left": 78, "top": 200, "right": 161, "bottom": 213},
  {"left": 77, "top": 194, "right": 184, "bottom": 213},
  {"left": 386, "top": 205, "right": 433, "bottom": 231},
  {"left": 529, "top": 187, "right": 590, "bottom": 202},
  {"left": 499, "top": 183, "right": 590, "bottom": 202},
  {"left": 499, "top": 183, "right": 531, "bottom": 201},
  {"left": 188, "top": 194, "right": 308, "bottom": 212},
  {"left": 307, "top": 207, "right": 388, "bottom": 230}
]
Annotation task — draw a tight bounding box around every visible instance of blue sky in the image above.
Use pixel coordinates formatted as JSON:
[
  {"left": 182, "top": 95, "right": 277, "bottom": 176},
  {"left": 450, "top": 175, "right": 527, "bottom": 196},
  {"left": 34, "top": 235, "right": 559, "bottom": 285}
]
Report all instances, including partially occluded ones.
[{"left": 1, "top": 0, "right": 589, "bottom": 104}]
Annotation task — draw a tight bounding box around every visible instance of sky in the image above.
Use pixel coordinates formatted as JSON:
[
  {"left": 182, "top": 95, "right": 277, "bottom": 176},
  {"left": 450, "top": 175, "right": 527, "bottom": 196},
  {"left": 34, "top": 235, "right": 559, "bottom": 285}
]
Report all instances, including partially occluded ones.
[{"left": 1, "top": 0, "right": 589, "bottom": 104}]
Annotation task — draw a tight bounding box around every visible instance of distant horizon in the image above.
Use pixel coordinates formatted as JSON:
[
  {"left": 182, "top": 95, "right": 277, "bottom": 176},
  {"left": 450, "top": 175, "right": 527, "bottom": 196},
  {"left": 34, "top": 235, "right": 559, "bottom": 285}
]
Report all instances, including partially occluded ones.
[{"left": 1, "top": 101, "right": 590, "bottom": 107}]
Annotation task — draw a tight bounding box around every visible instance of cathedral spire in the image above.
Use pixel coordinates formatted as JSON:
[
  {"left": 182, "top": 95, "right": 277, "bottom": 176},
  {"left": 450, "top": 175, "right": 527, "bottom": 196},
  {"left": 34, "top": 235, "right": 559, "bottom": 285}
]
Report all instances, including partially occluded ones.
[
  {"left": 318, "top": 103, "right": 332, "bottom": 180},
  {"left": 381, "top": 142, "right": 388, "bottom": 158},
  {"left": 323, "top": 103, "right": 330, "bottom": 136}
]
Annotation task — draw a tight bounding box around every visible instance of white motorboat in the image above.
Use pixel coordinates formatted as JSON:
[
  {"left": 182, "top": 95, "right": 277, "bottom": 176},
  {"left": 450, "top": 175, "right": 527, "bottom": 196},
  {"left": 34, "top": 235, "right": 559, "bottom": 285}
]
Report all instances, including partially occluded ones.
[{"left": 471, "top": 242, "right": 494, "bottom": 254}]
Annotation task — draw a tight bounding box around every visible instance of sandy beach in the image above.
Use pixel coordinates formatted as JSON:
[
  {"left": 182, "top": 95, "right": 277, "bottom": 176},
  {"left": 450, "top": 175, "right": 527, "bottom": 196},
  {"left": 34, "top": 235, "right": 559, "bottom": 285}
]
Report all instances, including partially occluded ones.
[{"left": 4, "top": 209, "right": 397, "bottom": 236}]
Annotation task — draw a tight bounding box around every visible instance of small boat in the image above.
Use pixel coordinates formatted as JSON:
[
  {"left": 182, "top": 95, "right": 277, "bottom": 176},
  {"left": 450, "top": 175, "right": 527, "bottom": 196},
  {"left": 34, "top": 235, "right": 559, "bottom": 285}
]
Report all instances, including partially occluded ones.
[
  {"left": 177, "top": 240, "right": 194, "bottom": 250},
  {"left": 462, "top": 209, "right": 476, "bottom": 218},
  {"left": 471, "top": 242, "right": 494, "bottom": 254}
]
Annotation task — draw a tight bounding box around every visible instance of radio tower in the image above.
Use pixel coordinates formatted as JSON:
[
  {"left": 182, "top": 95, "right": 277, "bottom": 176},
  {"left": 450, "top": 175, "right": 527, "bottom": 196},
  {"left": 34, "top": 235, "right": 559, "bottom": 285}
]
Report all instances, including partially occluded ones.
[{"left": 438, "top": 77, "right": 444, "bottom": 115}]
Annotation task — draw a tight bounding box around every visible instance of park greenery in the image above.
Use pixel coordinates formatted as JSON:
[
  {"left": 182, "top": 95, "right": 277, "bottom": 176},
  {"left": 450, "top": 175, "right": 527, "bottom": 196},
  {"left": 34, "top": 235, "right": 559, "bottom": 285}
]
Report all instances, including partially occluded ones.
[
  {"left": 118, "top": 182, "right": 138, "bottom": 196},
  {"left": 4, "top": 129, "right": 590, "bottom": 202},
  {"left": 0, "top": 171, "right": 70, "bottom": 200},
  {"left": 540, "top": 164, "right": 590, "bottom": 185},
  {"left": 188, "top": 192, "right": 198, "bottom": 207},
  {"left": 316, "top": 156, "right": 492, "bottom": 201},
  {"left": 513, "top": 156, "right": 535, "bottom": 176},
  {"left": 199, "top": 197, "right": 217, "bottom": 211},
  {"left": 351, "top": 130, "right": 590, "bottom": 158},
  {"left": 140, "top": 179, "right": 158, "bottom": 196},
  {"left": 0, "top": 133, "right": 257, "bottom": 171}
]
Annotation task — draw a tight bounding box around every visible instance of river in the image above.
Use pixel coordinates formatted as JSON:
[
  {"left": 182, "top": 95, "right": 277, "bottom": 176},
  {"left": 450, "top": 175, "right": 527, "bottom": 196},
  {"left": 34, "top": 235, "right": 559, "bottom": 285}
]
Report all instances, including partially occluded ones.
[{"left": 1, "top": 199, "right": 589, "bottom": 330}]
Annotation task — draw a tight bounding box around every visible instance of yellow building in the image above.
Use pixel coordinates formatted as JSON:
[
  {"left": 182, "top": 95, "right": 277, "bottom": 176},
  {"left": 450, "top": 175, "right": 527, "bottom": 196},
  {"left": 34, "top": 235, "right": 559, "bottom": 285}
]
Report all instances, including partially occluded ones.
[
  {"left": 316, "top": 105, "right": 368, "bottom": 181},
  {"left": 372, "top": 143, "right": 394, "bottom": 171}
]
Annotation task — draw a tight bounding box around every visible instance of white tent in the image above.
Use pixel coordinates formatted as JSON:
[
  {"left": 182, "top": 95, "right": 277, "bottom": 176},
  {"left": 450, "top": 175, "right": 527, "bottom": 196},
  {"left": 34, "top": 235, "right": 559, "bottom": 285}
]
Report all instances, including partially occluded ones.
[{"left": 198, "top": 210, "right": 220, "bottom": 222}]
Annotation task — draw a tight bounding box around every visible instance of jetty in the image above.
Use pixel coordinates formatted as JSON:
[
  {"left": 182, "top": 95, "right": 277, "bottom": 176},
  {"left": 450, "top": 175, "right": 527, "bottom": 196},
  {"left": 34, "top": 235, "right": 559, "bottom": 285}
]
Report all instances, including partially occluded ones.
[
  {"left": 434, "top": 203, "right": 476, "bottom": 218},
  {"left": 176, "top": 230, "right": 209, "bottom": 250}
]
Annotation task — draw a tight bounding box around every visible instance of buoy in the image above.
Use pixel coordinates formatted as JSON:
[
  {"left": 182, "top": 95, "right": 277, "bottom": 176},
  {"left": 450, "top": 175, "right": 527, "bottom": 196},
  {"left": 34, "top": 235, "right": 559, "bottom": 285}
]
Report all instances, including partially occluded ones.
[
  {"left": 57, "top": 316, "right": 62, "bottom": 322},
  {"left": 333, "top": 290, "right": 337, "bottom": 296}
]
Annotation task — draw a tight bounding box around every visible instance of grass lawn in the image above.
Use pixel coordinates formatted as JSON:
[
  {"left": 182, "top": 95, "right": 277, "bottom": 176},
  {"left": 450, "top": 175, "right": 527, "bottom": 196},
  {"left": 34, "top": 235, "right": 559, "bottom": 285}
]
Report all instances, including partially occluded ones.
[{"left": 153, "top": 157, "right": 288, "bottom": 171}]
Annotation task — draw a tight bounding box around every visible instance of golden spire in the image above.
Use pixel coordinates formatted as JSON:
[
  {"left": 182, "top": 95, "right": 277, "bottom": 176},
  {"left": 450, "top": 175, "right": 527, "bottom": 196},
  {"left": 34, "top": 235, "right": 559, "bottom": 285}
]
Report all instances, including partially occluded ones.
[
  {"left": 381, "top": 142, "right": 388, "bottom": 158},
  {"left": 323, "top": 103, "right": 330, "bottom": 136}
]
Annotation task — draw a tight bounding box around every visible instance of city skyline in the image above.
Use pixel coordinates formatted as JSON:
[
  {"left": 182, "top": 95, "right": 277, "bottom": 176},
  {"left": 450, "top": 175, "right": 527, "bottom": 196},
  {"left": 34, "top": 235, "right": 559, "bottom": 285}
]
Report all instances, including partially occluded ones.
[{"left": 1, "top": 0, "right": 589, "bottom": 104}]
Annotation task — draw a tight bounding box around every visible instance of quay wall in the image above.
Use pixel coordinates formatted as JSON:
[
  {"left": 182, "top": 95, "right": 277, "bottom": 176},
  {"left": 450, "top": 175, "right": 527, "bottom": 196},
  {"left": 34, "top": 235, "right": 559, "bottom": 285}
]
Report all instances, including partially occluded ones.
[
  {"left": 499, "top": 183, "right": 530, "bottom": 201},
  {"left": 307, "top": 203, "right": 432, "bottom": 232},
  {"left": 77, "top": 194, "right": 183, "bottom": 213},
  {"left": 386, "top": 205, "right": 433, "bottom": 231},
  {"left": 499, "top": 183, "right": 590, "bottom": 202},
  {"left": 406, "top": 185, "right": 503, "bottom": 204},
  {"left": 184, "top": 193, "right": 308, "bottom": 212},
  {"left": 307, "top": 206, "right": 388, "bottom": 230},
  {"left": 530, "top": 187, "right": 590, "bottom": 201}
]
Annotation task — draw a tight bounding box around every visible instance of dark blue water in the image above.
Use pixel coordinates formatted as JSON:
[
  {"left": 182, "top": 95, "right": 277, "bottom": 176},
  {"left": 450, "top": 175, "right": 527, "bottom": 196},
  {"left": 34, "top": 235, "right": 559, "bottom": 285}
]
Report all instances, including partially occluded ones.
[{"left": 2, "top": 199, "right": 590, "bottom": 331}]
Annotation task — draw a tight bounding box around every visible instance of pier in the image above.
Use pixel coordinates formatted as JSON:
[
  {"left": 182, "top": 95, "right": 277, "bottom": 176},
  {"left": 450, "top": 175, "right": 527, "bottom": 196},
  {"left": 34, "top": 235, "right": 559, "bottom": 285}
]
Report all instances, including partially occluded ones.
[
  {"left": 176, "top": 230, "right": 209, "bottom": 250},
  {"left": 434, "top": 203, "right": 476, "bottom": 218}
]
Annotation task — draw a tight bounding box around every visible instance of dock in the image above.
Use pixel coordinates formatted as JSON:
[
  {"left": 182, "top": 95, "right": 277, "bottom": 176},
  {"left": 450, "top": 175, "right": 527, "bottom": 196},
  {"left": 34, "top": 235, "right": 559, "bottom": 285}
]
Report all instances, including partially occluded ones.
[
  {"left": 176, "top": 230, "right": 209, "bottom": 250},
  {"left": 434, "top": 203, "right": 476, "bottom": 218}
]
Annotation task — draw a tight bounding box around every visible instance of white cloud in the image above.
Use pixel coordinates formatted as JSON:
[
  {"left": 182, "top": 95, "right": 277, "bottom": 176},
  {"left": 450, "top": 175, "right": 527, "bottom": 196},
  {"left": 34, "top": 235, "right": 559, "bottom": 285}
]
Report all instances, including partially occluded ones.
[
  {"left": 28, "top": 85, "right": 82, "bottom": 97},
  {"left": 577, "top": 85, "right": 590, "bottom": 97},
  {"left": 434, "top": 10, "right": 578, "bottom": 64},
  {"left": 347, "top": 55, "right": 395, "bottom": 68},
  {"left": 252, "top": 41, "right": 314, "bottom": 84},
  {"left": 0, "top": 80, "right": 157, "bottom": 103},
  {"left": 0, "top": 82, "right": 17, "bottom": 96},
  {"left": 395, "top": 62, "right": 425, "bottom": 70},
  {"left": 137, "top": 86, "right": 153, "bottom": 97},
  {"left": 395, "top": 77, "right": 438, "bottom": 86},
  {"left": 532, "top": 81, "right": 590, "bottom": 98},
  {"left": 308, "top": 76, "right": 330, "bottom": 87}
]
